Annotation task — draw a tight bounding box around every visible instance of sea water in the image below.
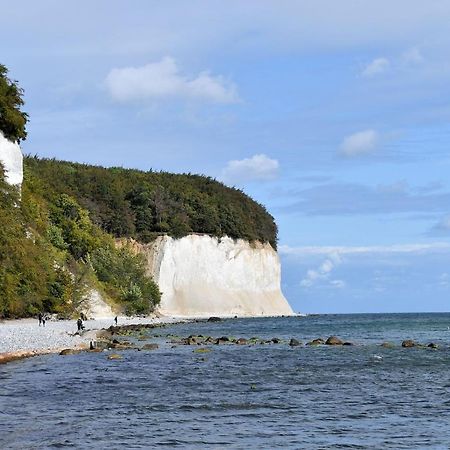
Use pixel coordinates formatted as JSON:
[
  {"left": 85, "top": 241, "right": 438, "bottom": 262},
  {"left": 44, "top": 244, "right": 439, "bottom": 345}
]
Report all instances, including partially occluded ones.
[{"left": 1, "top": 313, "right": 450, "bottom": 449}]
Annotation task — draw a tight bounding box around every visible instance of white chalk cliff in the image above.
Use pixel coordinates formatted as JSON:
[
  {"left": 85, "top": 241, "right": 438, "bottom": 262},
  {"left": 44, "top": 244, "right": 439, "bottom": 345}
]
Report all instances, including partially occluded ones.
[
  {"left": 127, "top": 234, "right": 294, "bottom": 317},
  {"left": 0, "top": 131, "right": 23, "bottom": 186}
]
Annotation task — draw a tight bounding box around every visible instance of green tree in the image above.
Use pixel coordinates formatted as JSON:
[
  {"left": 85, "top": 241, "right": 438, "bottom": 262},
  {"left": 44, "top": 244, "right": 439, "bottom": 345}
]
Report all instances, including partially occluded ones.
[{"left": 0, "top": 64, "right": 27, "bottom": 142}]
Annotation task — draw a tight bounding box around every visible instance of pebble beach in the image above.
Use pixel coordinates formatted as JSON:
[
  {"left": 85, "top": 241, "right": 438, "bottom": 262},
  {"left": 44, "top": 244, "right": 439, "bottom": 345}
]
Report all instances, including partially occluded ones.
[{"left": 0, "top": 315, "right": 181, "bottom": 360}]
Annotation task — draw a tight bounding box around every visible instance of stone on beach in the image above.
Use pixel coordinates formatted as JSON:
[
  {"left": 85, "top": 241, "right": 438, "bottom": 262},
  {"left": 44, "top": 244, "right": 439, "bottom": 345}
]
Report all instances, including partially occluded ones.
[{"left": 0, "top": 316, "right": 180, "bottom": 362}]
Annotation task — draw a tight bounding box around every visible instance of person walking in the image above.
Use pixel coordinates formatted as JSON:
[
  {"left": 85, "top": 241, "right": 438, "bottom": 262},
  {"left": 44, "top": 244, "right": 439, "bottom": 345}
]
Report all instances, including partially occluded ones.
[
  {"left": 38, "top": 312, "right": 43, "bottom": 326},
  {"left": 77, "top": 317, "right": 83, "bottom": 332},
  {"left": 114, "top": 316, "right": 118, "bottom": 326}
]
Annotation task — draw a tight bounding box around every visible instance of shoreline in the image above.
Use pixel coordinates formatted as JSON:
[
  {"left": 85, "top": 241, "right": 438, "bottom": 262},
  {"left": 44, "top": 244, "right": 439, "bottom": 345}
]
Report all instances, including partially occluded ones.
[
  {"left": 0, "top": 313, "right": 299, "bottom": 365},
  {"left": 0, "top": 315, "right": 186, "bottom": 364}
]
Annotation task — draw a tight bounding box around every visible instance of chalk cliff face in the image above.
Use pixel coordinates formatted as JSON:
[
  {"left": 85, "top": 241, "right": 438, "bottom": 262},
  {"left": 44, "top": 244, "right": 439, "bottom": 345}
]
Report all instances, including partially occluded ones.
[
  {"left": 127, "top": 235, "right": 294, "bottom": 317},
  {"left": 0, "top": 131, "right": 23, "bottom": 186}
]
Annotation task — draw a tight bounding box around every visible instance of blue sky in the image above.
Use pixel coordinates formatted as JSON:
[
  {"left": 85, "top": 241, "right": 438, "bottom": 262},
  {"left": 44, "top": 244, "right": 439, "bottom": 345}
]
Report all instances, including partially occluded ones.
[{"left": 2, "top": 0, "right": 450, "bottom": 313}]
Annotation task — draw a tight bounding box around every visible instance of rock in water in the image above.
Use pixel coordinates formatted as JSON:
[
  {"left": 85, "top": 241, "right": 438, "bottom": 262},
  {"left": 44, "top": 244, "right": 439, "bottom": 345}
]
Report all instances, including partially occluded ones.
[
  {"left": 307, "top": 338, "right": 325, "bottom": 346},
  {"left": 142, "top": 343, "right": 159, "bottom": 350},
  {"left": 289, "top": 338, "right": 301, "bottom": 347},
  {"left": 325, "top": 336, "right": 344, "bottom": 345},
  {"left": 193, "top": 348, "right": 211, "bottom": 353},
  {"left": 401, "top": 340, "right": 416, "bottom": 348},
  {"left": 381, "top": 342, "right": 395, "bottom": 348},
  {"left": 59, "top": 349, "right": 81, "bottom": 356},
  {"left": 207, "top": 317, "right": 221, "bottom": 322}
]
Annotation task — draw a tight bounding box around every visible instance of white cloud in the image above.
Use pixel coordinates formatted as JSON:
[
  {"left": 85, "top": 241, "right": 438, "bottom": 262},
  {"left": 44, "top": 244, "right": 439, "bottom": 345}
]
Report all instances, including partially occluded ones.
[
  {"left": 280, "top": 242, "right": 450, "bottom": 257},
  {"left": 361, "top": 49, "right": 423, "bottom": 79},
  {"left": 330, "top": 279, "right": 346, "bottom": 288},
  {"left": 340, "top": 129, "right": 379, "bottom": 157},
  {"left": 300, "top": 252, "right": 344, "bottom": 288},
  {"left": 105, "top": 57, "right": 239, "bottom": 104},
  {"left": 362, "top": 57, "right": 390, "bottom": 77},
  {"left": 401, "top": 47, "right": 424, "bottom": 65},
  {"left": 222, "top": 154, "right": 279, "bottom": 183}
]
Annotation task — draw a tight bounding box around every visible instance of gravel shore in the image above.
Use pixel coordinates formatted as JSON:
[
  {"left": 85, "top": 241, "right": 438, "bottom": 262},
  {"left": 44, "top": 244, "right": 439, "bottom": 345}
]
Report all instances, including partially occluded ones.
[{"left": 0, "top": 315, "right": 180, "bottom": 355}]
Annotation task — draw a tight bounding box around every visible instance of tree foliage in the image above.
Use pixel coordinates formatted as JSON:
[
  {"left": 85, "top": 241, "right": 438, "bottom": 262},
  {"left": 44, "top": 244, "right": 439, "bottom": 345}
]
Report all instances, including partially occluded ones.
[
  {"left": 0, "top": 64, "right": 27, "bottom": 142},
  {"left": 0, "top": 163, "right": 161, "bottom": 319},
  {"left": 25, "top": 157, "right": 278, "bottom": 248}
]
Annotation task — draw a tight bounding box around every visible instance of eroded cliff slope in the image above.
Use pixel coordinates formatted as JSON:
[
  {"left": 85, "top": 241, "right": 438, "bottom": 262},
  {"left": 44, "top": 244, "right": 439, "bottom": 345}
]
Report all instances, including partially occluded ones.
[{"left": 126, "top": 234, "right": 294, "bottom": 317}]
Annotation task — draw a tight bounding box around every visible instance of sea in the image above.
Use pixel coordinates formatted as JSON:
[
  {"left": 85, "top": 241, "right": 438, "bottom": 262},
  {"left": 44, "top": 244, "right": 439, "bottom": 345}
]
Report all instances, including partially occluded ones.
[{"left": 1, "top": 313, "right": 450, "bottom": 449}]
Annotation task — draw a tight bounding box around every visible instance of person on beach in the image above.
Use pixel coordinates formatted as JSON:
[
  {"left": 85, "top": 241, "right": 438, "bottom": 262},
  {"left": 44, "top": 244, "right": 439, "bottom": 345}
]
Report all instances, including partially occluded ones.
[
  {"left": 42, "top": 316, "right": 46, "bottom": 327},
  {"left": 77, "top": 317, "right": 84, "bottom": 332},
  {"left": 38, "top": 312, "right": 43, "bottom": 326},
  {"left": 114, "top": 316, "right": 118, "bottom": 326}
]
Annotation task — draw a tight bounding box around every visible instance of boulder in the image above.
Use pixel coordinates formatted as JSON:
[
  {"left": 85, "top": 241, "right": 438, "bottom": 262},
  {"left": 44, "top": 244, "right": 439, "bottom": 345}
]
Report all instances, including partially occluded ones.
[
  {"left": 307, "top": 338, "right": 325, "bottom": 346},
  {"left": 193, "top": 348, "right": 211, "bottom": 353},
  {"left": 271, "top": 337, "right": 281, "bottom": 344},
  {"left": 107, "top": 353, "right": 123, "bottom": 360},
  {"left": 381, "top": 342, "right": 395, "bottom": 349},
  {"left": 236, "top": 338, "right": 248, "bottom": 345},
  {"left": 110, "top": 343, "right": 134, "bottom": 350},
  {"left": 289, "top": 338, "right": 301, "bottom": 347},
  {"left": 427, "top": 342, "right": 439, "bottom": 349},
  {"left": 95, "top": 340, "right": 113, "bottom": 350},
  {"left": 96, "top": 329, "right": 113, "bottom": 340},
  {"left": 325, "top": 336, "right": 344, "bottom": 345},
  {"left": 182, "top": 336, "right": 200, "bottom": 345},
  {"left": 401, "top": 340, "right": 416, "bottom": 348},
  {"left": 59, "top": 348, "right": 81, "bottom": 356},
  {"left": 207, "top": 317, "right": 222, "bottom": 322},
  {"left": 142, "top": 343, "right": 159, "bottom": 350}
]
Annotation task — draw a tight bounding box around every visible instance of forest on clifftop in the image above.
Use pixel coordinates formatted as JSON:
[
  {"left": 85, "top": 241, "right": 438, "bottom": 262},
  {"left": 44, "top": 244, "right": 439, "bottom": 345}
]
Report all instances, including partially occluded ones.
[{"left": 25, "top": 157, "right": 278, "bottom": 248}]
